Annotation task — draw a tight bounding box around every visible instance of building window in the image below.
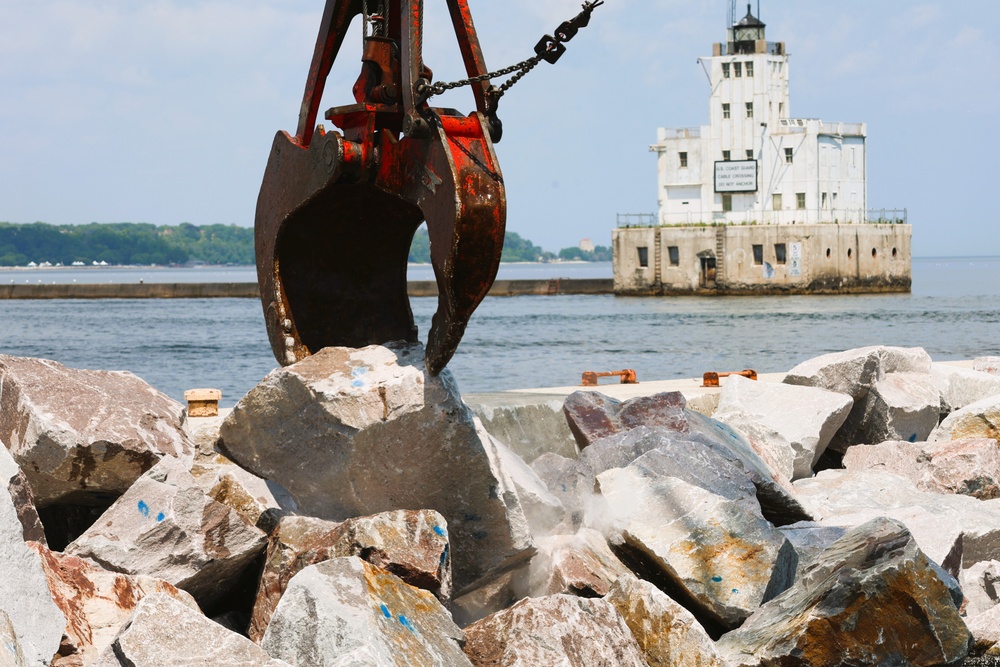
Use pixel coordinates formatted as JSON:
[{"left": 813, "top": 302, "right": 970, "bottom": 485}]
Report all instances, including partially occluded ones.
[
  {"left": 722, "top": 150, "right": 731, "bottom": 161},
  {"left": 752, "top": 244, "right": 763, "bottom": 265},
  {"left": 734, "top": 62, "right": 742, "bottom": 77},
  {"left": 772, "top": 193, "right": 783, "bottom": 210},
  {"left": 822, "top": 192, "right": 828, "bottom": 209},
  {"left": 722, "top": 63, "right": 731, "bottom": 78},
  {"left": 722, "top": 103, "right": 731, "bottom": 119},
  {"left": 785, "top": 147, "right": 794, "bottom": 164},
  {"left": 679, "top": 151, "right": 688, "bottom": 168},
  {"left": 722, "top": 194, "right": 733, "bottom": 212},
  {"left": 774, "top": 244, "right": 787, "bottom": 265},
  {"left": 746, "top": 149, "right": 754, "bottom": 160},
  {"left": 746, "top": 61, "right": 754, "bottom": 77},
  {"left": 779, "top": 102, "right": 784, "bottom": 116},
  {"left": 746, "top": 102, "right": 753, "bottom": 118},
  {"left": 637, "top": 246, "right": 649, "bottom": 268},
  {"left": 668, "top": 246, "right": 680, "bottom": 266},
  {"left": 796, "top": 193, "right": 806, "bottom": 210}
]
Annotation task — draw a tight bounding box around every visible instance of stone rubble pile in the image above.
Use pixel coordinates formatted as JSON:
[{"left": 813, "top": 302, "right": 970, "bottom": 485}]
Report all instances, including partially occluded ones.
[{"left": 3, "top": 347, "right": 1000, "bottom": 665}]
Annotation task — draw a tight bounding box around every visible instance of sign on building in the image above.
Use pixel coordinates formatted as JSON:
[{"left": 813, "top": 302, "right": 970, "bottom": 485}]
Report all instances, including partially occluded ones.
[
  {"left": 714, "top": 160, "right": 758, "bottom": 193},
  {"left": 789, "top": 242, "right": 802, "bottom": 276}
]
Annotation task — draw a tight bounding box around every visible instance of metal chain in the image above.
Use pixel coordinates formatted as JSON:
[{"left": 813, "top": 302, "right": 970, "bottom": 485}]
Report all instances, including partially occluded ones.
[{"left": 417, "top": 54, "right": 545, "bottom": 99}]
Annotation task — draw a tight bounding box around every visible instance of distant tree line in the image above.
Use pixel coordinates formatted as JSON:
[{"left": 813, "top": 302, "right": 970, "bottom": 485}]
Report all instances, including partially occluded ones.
[
  {"left": 407, "top": 227, "right": 609, "bottom": 264},
  {"left": 0, "top": 222, "right": 254, "bottom": 266}
]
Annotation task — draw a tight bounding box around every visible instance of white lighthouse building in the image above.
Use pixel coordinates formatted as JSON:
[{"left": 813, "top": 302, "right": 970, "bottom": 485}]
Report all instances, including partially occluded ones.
[{"left": 613, "top": 4, "right": 910, "bottom": 295}]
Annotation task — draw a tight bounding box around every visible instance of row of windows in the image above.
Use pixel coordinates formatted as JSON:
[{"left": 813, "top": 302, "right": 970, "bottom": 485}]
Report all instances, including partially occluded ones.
[
  {"left": 721, "top": 193, "right": 807, "bottom": 212},
  {"left": 721, "top": 102, "right": 755, "bottom": 119},
  {"left": 722, "top": 61, "right": 754, "bottom": 78},
  {"left": 637, "top": 244, "right": 900, "bottom": 269},
  {"left": 701, "top": 146, "right": 794, "bottom": 164}
]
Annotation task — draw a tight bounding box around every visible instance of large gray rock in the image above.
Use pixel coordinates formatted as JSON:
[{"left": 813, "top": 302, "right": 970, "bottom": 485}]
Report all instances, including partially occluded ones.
[
  {"left": 462, "top": 595, "right": 647, "bottom": 667},
  {"left": 931, "top": 394, "right": 1000, "bottom": 445},
  {"left": 33, "top": 544, "right": 199, "bottom": 667},
  {"left": 605, "top": 573, "right": 726, "bottom": 667},
  {"left": 783, "top": 346, "right": 933, "bottom": 451},
  {"left": 843, "top": 438, "right": 1000, "bottom": 500},
  {"left": 0, "top": 482, "right": 64, "bottom": 666},
  {"left": 189, "top": 453, "right": 299, "bottom": 534},
  {"left": 66, "top": 456, "right": 267, "bottom": 608},
  {"left": 962, "top": 560, "right": 1000, "bottom": 618},
  {"left": 527, "top": 528, "right": 632, "bottom": 598},
  {"left": 717, "top": 517, "right": 971, "bottom": 667},
  {"left": 219, "top": 344, "right": 533, "bottom": 592},
  {"left": 92, "top": 593, "right": 290, "bottom": 667},
  {"left": 793, "top": 468, "right": 1000, "bottom": 572},
  {"left": 451, "top": 565, "right": 531, "bottom": 628},
  {"left": 865, "top": 372, "right": 940, "bottom": 444},
  {"left": 249, "top": 510, "right": 452, "bottom": 642},
  {"left": 0, "top": 442, "right": 44, "bottom": 544},
  {"left": 598, "top": 465, "right": 797, "bottom": 631},
  {"left": 261, "top": 557, "right": 471, "bottom": 666},
  {"left": 0, "top": 611, "right": 26, "bottom": 667},
  {"left": 967, "top": 603, "right": 1000, "bottom": 656},
  {"left": 713, "top": 375, "right": 853, "bottom": 480},
  {"left": 465, "top": 392, "right": 579, "bottom": 462},
  {"left": 932, "top": 363, "right": 1000, "bottom": 416},
  {"left": 0, "top": 355, "right": 191, "bottom": 505},
  {"left": 529, "top": 452, "right": 591, "bottom": 533}
]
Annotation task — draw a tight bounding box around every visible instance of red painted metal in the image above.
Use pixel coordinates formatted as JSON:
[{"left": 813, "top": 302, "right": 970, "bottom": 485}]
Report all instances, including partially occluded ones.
[
  {"left": 581, "top": 370, "right": 639, "bottom": 386},
  {"left": 702, "top": 370, "right": 758, "bottom": 387},
  {"left": 255, "top": 0, "right": 505, "bottom": 375}
]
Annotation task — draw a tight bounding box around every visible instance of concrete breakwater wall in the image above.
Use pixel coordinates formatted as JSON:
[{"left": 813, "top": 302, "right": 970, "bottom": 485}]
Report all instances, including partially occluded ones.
[{"left": 0, "top": 279, "right": 615, "bottom": 300}]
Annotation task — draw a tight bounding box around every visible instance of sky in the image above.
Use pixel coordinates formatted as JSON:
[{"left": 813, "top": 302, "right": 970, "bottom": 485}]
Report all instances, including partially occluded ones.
[{"left": 1, "top": 0, "right": 997, "bottom": 257}]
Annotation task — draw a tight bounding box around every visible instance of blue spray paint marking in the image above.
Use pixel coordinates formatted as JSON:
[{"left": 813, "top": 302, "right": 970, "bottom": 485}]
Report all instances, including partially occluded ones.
[
  {"left": 440, "top": 545, "right": 449, "bottom": 567},
  {"left": 433, "top": 525, "right": 446, "bottom": 537},
  {"left": 5, "top": 642, "right": 15, "bottom": 655},
  {"left": 398, "top": 615, "right": 416, "bottom": 633},
  {"left": 711, "top": 576, "right": 723, "bottom": 583},
  {"left": 351, "top": 367, "right": 368, "bottom": 387},
  {"left": 156, "top": 512, "right": 165, "bottom": 522},
  {"left": 380, "top": 604, "right": 391, "bottom": 619},
  {"left": 909, "top": 434, "right": 918, "bottom": 443},
  {"left": 732, "top": 589, "right": 739, "bottom": 594},
  {"left": 561, "top": 484, "right": 567, "bottom": 493},
  {"left": 137, "top": 501, "right": 150, "bottom": 518}
]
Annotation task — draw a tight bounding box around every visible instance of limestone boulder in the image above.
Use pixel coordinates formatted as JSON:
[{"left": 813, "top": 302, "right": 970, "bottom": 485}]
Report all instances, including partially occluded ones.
[
  {"left": 713, "top": 375, "right": 853, "bottom": 480},
  {"left": 0, "top": 442, "right": 44, "bottom": 544},
  {"left": 976, "top": 357, "right": 1000, "bottom": 376},
  {"left": 451, "top": 565, "right": 531, "bottom": 628},
  {"left": 262, "top": 557, "right": 471, "bottom": 666},
  {"left": 462, "top": 595, "right": 647, "bottom": 667},
  {"left": 563, "top": 390, "right": 688, "bottom": 448},
  {"left": 0, "top": 611, "right": 26, "bottom": 667},
  {"left": 931, "top": 394, "right": 1000, "bottom": 445},
  {"left": 961, "top": 560, "right": 1000, "bottom": 618},
  {"left": 605, "top": 573, "right": 726, "bottom": 667},
  {"left": 597, "top": 465, "right": 797, "bottom": 631},
  {"left": 66, "top": 456, "right": 267, "bottom": 608},
  {"left": 189, "top": 453, "right": 299, "bottom": 534},
  {"left": 864, "top": 372, "right": 940, "bottom": 444},
  {"left": 92, "top": 593, "right": 290, "bottom": 667},
  {"left": 717, "top": 517, "right": 971, "bottom": 667},
  {"left": 218, "top": 344, "right": 533, "bottom": 592},
  {"left": 465, "top": 392, "right": 579, "bottom": 462},
  {"left": 843, "top": 438, "right": 1000, "bottom": 500},
  {"left": 32, "top": 544, "right": 199, "bottom": 666},
  {"left": 0, "top": 355, "right": 191, "bottom": 505},
  {"left": 966, "top": 603, "right": 1000, "bottom": 656},
  {"left": 527, "top": 528, "right": 632, "bottom": 598},
  {"left": 530, "top": 452, "right": 591, "bottom": 533},
  {"left": 248, "top": 510, "right": 452, "bottom": 642},
  {"left": 932, "top": 364, "right": 1000, "bottom": 416},
  {"left": 778, "top": 522, "right": 848, "bottom": 577}
]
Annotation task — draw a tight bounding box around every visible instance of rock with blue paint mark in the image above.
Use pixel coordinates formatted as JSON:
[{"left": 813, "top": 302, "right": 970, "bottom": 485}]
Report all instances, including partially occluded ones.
[
  {"left": 219, "top": 343, "right": 533, "bottom": 593},
  {"left": 605, "top": 573, "right": 726, "bottom": 667},
  {"left": 462, "top": 594, "right": 647, "bottom": 667},
  {"left": 713, "top": 375, "right": 853, "bottom": 481},
  {"left": 717, "top": 517, "right": 971, "bottom": 667},
  {"left": 262, "top": 556, "right": 471, "bottom": 666},
  {"left": 0, "top": 355, "right": 192, "bottom": 506},
  {"left": 248, "top": 510, "right": 452, "bottom": 642},
  {"left": 0, "top": 441, "right": 45, "bottom": 545},
  {"left": 66, "top": 456, "right": 266, "bottom": 608},
  {"left": 597, "top": 466, "right": 797, "bottom": 631},
  {"left": 92, "top": 593, "right": 291, "bottom": 667},
  {"left": 862, "top": 372, "right": 940, "bottom": 446},
  {"left": 0, "top": 610, "right": 26, "bottom": 667}
]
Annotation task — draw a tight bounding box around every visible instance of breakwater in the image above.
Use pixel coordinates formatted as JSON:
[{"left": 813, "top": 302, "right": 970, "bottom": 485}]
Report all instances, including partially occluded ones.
[{"left": 0, "top": 278, "right": 614, "bottom": 300}]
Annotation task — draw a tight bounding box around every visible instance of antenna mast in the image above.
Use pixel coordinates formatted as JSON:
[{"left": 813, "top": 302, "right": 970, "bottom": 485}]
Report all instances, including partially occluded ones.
[{"left": 728, "top": 0, "right": 736, "bottom": 28}]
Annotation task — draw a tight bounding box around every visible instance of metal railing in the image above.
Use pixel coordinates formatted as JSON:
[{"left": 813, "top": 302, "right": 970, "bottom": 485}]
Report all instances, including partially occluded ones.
[
  {"left": 616, "top": 213, "right": 657, "bottom": 228},
  {"left": 616, "top": 208, "right": 908, "bottom": 228},
  {"left": 867, "top": 208, "right": 907, "bottom": 224}
]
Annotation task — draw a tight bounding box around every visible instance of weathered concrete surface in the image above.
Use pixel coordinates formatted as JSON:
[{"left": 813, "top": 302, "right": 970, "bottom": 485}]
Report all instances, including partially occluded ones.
[
  {"left": 713, "top": 375, "right": 853, "bottom": 480},
  {"left": 92, "top": 593, "right": 290, "bottom": 667},
  {"left": 248, "top": 510, "right": 452, "bottom": 642},
  {"left": 0, "top": 473, "right": 64, "bottom": 667},
  {"left": 465, "top": 392, "right": 579, "bottom": 462},
  {"left": 976, "top": 357, "right": 1000, "bottom": 376},
  {"left": 717, "top": 518, "right": 971, "bottom": 667},
  {"left": 0, "top": 355, "right": 192, "bottom": 505},
  {"left": 0, "top": 441, "right": 45, "bottom": 544},
  {"left": 962, "top": 560, "right": 1000, "bottom": 618},
  {"left": 527, "top": 528, "right": 632, "bottom": 598},
  {"left": 66, "top": 456, "right": 266, "bottom": 608},
  {"left": 605, "top": 573, "right": 726, "bottom": 667},
  {"left": 462, "top": 595, "right": 647, "bottom": 667},
  {"left": 261, "top": 557, "right": 471, "bottom": 666},
  {"left": 931, "top": 394, "right": 1000, "bottom": 445},
  {"left": 33, "top": 544, "right": 199, "bottom": 667},
  {"left": 932, "top": 364, "right": 1000, "bottom": 416},
  {"left": 866, "top": 372, "right": 940, "bottom": 444},
  {"left": 218, "top": 344, "right": 533, "bottom": 592},
  {"left": 598, "top": 466, "right": 797, "bottom": 630},
  {"left": 843, "top": 438, "right": 1000, "bottom": 500}
]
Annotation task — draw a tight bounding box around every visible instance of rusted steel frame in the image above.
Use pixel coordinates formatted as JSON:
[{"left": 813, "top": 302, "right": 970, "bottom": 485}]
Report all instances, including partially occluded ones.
[
  {"left": 581, "top": 370, "right": 639, "bottom": 386},
  {"left": 445, "top": 0, "right": 492, "bottom": 118},
  {"left": 296, "top": 0, "right": 362, "bottom": 146},
  {"left": 702, "top": 370, "right": 758, "bottom": 387}
]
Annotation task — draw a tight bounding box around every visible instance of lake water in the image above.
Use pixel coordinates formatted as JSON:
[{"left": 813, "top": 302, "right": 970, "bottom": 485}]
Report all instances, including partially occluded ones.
[{"left": 0, "top": 257, "right": 997, "bottom": 406}]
